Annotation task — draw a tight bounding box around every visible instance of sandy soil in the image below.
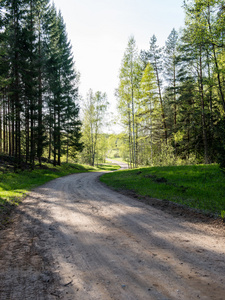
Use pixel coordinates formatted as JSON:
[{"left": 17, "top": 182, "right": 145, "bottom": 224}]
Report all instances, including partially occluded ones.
[{"left": 0, "top": 167, "right": 225, "bottom": 299}]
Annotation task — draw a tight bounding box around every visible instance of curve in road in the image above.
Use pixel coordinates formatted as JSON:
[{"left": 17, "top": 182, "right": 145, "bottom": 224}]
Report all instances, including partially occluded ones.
[{"left": 0, "top": 171, "right": 224, "bottom": 299}]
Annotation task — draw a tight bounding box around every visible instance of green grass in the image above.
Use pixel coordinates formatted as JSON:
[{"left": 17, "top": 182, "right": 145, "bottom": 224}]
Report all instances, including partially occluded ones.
[
  {"left": 96, "top": 163, "right": 121, "bottom": 171},
  {"left": 100, "top": 164, "right": 225, "bottom": 216},
  {"left": 0, "top": 162, "right": 118, "bottom": 209}
]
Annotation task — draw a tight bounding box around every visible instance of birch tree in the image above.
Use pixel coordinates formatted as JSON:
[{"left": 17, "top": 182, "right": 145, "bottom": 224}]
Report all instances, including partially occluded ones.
[
  {"left": 81, "top": 89, "right": 108, "bottom": 166},
  {"left": 117, "top": 36, "right": 141, "bottom": 168}
]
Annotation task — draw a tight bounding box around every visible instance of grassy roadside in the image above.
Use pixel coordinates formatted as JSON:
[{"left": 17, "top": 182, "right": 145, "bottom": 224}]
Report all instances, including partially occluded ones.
[
  {"left": 100, "top": 164, "right": 225, "bottom": 218},
  {"left": 0, "top": 162, "right": 119, "bottom": 228}
]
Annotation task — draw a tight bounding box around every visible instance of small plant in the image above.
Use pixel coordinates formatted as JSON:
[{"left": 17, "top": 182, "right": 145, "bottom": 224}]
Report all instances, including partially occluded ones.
[{"left": 221, "top": 210, "right": 225, "bottom": 222}]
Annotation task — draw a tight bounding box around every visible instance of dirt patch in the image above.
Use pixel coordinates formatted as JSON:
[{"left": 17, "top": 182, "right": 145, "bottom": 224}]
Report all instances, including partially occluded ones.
[
  {"left": 0, "top": 202, "right": 15, "bottom": 230},
  {"left": 111, "top": 187, "right": 224, "bottom": 230},
  {"left": 0, "top": 203, "right": 60, "bottom": 299},
  {"left": 144, "top": 174, "right": 168, "bottom": 183}
]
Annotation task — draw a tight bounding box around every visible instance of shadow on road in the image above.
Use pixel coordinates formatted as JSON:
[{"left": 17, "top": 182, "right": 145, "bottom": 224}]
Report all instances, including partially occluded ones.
[{"left": 0, "top": 172, "right": 224, "bottom": 299}]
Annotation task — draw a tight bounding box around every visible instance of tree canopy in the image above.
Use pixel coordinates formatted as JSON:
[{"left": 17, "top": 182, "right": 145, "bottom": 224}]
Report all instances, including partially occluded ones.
[
  {"left": 0, "top": 0, "right": 82, "bottom": 168},
  {"left": 117, "top": 0, "right": 225, "bottom": 168}
]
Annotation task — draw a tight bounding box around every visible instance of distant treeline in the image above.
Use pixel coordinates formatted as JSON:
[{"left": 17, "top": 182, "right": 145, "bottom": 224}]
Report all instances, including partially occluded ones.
[
  {"left": 117, "top": 0, "right": 225, "bottom": 168},
  {"left": 0, "top": 0, "right": 83, "bottom": 169}
]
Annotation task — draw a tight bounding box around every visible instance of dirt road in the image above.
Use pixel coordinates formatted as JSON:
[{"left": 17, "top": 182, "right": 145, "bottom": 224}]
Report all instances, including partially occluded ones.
[
  {"left": 0, "top": 171, "right": 225, "bottom": 299},
  {"left": 106, "top": 158, "right": 128, "bottom": 170}
]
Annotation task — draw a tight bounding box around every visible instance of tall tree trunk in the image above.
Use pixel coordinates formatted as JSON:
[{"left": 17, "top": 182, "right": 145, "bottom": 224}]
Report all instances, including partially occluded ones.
[
  {"left": 199, "top": 47, "right": 209, "bottom": 164},
  {"left": 149, "top": 101, "right": 153, "bottom": 165},
  {"left": 155, "top": 62, "right": 168, "bottom": 144},
  {"left": 131, "top": 83, "right": 136, "bottom": 168},
  {"left": 37, "top": 26, "right": 43, "bottom": 164},
  {"left": 207, "top": 3, "right": 225, "bottom": 112},
  {"left": 2, "top": 95, "right": 5, "bottom": 153},
  {"left": 173, "top": 62, "right": 177, "bottom": 157},
  {"left": 128, "top": 103, "right": 132, "bottom": 168},
  {"left": 15, "top": 61, "right": 21, "bottom": 168},
  {"left": 206, "top": 50, "right": 214, "bottom": 161},
  {"left": 30, "top": 0, "right": 35, "bottom": 170},
  {"left": 66, "top": 133, "right": 69, "bottom": 163},
  {"left": 8, "top": 95, "right": 12, "bottom": 157},
  {"left": 0, "top": 97, "right": 2, "bottom": 153},
  {"left": 48, "top": 108, "right": 52, "bottom": 162},
  {"left": 13, "top": 3, "right": 21, "bottom": 168},
  {"left": 57, "top": 107, "right": 61, "bottom": 166},
  {"left": 25, "top": 97, "right": 29, "bottom": 163},
  {"left": 11, "top": 96, "right": 15, "bottom": 157},
  {"left": 53, "top": 103, "right": 56, "bottom": 166},
  {"left": 135, "top": 122, "right": 138, "bottom": 167}
]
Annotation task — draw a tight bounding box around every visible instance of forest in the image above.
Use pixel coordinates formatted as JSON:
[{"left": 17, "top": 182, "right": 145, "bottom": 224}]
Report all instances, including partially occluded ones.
[
  {"left": 0, "top": 0, "right": 82, "bottom": 169},
  {"left": 115, "top": 0, "right": 225, "bottom": 169},
  {"left": 0, "top": 0, "right": 225, "bottom": 170}
]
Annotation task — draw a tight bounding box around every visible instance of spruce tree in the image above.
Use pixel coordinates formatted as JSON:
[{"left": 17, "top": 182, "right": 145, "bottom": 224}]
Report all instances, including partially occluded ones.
[
  {"left": 45, "top": 5, "right": 81, "bottom": 166},
  {"left": 0, "top": 0, "right": 82, "bottom": 168},
  {"left": 5, "top": 0, "right": 27, "bottom": 167},
  {"left": 36, "top": 0, "right": 50, "bottom": 164},
  {"left": 147, "top": 35, "right": 168, "bottom": 144}
]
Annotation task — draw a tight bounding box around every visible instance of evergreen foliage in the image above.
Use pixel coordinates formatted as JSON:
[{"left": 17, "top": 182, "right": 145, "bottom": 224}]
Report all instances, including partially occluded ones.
[
  {"left": 117, "top": 0, "right": 225, "bottom": 168},
  {"left": 0, "top": 0, "right": 82, "bottom": 168}
]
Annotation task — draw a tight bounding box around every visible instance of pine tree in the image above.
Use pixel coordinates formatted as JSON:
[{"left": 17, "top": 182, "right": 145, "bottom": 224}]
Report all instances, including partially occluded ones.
[
  {"left": 164, "top": 29, "right": 179, "bottom": 128},
  {"left": 146, "top": 35, "right": 168, "bottom": 144},
  {"left": 21, "top": 0, "right": 39, "bottom": 168}
]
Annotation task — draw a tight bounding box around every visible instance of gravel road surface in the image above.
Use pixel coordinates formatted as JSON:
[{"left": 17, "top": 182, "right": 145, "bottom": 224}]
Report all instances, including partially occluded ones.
[{"left": 0, "top": 170, "right": 224, "bottom": 299}]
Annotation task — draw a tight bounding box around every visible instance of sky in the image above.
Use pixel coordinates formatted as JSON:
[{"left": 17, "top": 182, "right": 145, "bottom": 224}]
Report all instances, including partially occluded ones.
[{"left": 52, "top": 0, "right": 185, "bottom": 131}]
